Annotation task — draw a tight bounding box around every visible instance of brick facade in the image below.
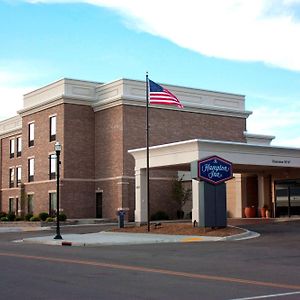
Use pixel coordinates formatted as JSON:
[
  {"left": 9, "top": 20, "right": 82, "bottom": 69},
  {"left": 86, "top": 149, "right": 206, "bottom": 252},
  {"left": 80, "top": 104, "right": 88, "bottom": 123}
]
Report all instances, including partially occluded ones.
[{"left": 0, "top": 78, "right": 251, "bottom": 220}]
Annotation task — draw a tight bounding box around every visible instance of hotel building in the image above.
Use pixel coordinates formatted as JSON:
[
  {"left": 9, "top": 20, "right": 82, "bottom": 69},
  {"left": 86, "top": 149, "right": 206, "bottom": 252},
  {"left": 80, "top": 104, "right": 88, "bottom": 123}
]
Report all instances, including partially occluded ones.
[{"left": 1, "top": 78, "right": 299, "bottom": 221}]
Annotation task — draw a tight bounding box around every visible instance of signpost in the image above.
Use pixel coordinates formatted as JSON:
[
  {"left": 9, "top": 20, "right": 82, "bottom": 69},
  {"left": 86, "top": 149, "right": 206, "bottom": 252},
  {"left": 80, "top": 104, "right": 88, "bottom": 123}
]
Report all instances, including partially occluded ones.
[
  {"left": 198, "top": 155, "right": 233, "bottom": 185},
  {"left": 191, "top": 156, "right": 233, "bottom": 228}
]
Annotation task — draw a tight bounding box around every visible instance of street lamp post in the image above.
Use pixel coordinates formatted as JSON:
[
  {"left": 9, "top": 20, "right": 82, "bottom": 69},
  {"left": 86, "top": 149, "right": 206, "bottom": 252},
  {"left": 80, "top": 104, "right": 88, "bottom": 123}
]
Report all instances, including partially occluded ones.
[{"left": 54, "top": 141, "right": 62, "bottom": 240}]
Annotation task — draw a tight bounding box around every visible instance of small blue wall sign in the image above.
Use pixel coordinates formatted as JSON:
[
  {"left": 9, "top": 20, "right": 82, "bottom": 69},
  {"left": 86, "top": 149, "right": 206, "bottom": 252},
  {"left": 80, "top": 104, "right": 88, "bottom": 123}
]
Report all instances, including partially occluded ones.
[{"left": 198, "top": 156, "right": 233, "bottom": 185}]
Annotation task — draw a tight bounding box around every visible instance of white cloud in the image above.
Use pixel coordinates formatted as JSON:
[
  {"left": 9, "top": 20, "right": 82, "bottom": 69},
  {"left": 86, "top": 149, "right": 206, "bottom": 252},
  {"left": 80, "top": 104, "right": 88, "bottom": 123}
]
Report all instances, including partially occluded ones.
[
  {"left": 0, "top": 68, "right": 38, "bottom": 120},
  {"left": 0, "top": 86, "right": 26, "bottom": 120},
  {"left": 21, "top": 0, "right": 300, "bottom": 72}
]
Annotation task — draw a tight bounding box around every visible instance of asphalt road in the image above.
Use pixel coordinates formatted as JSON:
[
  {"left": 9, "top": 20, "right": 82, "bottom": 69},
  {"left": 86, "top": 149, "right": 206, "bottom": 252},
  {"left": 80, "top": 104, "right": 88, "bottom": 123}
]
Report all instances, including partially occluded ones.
[{"left": 0, "top": 221, "right": 299, "bottom": 300}]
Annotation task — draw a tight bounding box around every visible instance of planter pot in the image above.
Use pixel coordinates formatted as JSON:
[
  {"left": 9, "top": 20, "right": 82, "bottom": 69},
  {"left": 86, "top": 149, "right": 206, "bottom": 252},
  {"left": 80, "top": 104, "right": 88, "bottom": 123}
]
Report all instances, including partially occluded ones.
[
  {"left": 260, "top": 208, "right": 266, "bottom": 218},
  {"left": 244, "top": 207, "right": 256, "bottom": 218}
]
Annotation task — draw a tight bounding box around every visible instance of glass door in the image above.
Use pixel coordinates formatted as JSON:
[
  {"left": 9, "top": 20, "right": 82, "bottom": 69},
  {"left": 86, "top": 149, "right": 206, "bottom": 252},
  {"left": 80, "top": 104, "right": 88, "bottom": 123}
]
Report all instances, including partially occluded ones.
[{"left": 275, "top": 180, "right": 300, "bottom": 217}]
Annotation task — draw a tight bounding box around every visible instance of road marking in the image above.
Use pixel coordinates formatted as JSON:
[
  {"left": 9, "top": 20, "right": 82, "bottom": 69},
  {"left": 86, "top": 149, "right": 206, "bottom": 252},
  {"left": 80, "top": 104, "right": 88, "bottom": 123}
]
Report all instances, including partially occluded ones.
[
  {"left": 0, "top": 252, "right": 300, "bottom": 291},
  {"left": 230, "top": 291, "right": 300, "bottom": 299}
]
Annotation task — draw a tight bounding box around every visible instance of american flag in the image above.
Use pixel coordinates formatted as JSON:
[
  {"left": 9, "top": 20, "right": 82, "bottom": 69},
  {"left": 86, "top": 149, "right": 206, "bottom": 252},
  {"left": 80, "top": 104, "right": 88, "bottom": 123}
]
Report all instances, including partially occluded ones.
[{"left": 149, "top": 79, "right": 183, "bottom": 108}]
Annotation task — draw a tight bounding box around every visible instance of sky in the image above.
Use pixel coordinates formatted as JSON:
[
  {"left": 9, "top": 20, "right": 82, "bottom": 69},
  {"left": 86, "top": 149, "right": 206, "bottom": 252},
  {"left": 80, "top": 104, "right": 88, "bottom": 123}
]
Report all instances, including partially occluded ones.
[{"left": 1, "top": 0, "right": 300, "bottom": 147}]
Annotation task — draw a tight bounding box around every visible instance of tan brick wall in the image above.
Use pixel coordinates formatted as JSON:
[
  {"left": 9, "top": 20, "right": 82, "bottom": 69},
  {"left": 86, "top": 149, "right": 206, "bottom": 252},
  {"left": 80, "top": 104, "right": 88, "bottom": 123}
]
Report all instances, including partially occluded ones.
[
  {"left": 22, "top": 104, "right": 64, "bottom": 181},
  {"left": 63, "top": 104, "right": 95, "bottom": 179},
  {"left": 94, "top": 106, "right": 123, "bottom": 179},
  {"left": 61, "top": 180, "right": 95, "bottom": 218},
  {"left": 2, "top": 181, "right": 56, "bottom": 215}
]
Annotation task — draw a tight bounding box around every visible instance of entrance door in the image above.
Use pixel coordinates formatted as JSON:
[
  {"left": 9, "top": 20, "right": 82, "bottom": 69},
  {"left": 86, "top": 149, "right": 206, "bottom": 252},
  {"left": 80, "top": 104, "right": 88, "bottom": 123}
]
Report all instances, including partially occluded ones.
[
  {"left": 96, "top": 192, "right": 103, "bottom": 218},
  {"left": 275, "top": 180, "right": 300, "bottom": 217}
]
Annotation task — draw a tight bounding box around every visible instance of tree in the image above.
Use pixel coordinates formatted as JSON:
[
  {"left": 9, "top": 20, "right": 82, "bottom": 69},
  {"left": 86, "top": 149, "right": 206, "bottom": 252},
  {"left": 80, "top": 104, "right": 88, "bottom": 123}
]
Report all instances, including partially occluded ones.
[{"left": 172, "top": 176, "right": 192, "bottom": 218}]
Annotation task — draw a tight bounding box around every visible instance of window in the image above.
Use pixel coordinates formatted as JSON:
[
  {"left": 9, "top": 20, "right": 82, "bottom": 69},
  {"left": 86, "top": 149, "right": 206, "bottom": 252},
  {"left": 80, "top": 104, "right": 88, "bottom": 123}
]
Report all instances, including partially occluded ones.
[
  {"left": 28, "top": 158, "right": 34, "bottom": 182},
  {"left": 28, "top": 123, "right": 34, "bottom": 147},
  {"left": 9, "top": 198, "right": 15, "bottom": 213},
  {"left": 9, "top": 168, "right": 15, "bottom": 188},
  {"left": 17, "top": 137, "right": 22, "bottom": 157},
  {"left": 49, "top": 192, "right": 57, "bottom": 217},
  {"left": 50, "top": 116, "right": 56, "bottom": 142},
  {"left": 16, "top": 198, "right": 19, "bottom": 216},
  {"left": 49, "top": 154, "right": 56, "bottom": 180},
  {"left": 9, "top": 139, "right": 15, "bottom": 158},
  {"left": 27, "top": 194, "right": 34, "bottom": 214},
  {"left": 16, "top": 167, "right": 22, "bottom": 186}
]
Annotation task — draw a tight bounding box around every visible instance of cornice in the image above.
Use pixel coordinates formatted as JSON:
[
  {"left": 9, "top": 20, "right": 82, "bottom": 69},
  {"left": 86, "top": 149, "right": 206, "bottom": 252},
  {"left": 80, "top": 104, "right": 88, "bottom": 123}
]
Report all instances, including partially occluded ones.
[{"left": 93, "top": 96, "right": 251, "bottom": 118}]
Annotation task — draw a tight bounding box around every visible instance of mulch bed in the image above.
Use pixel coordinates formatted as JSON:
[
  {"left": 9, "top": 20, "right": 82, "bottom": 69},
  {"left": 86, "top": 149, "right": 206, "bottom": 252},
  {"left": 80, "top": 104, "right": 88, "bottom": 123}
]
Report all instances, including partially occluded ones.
[{"left": 111, "top": 222, "right": 245, "bottom": 237}]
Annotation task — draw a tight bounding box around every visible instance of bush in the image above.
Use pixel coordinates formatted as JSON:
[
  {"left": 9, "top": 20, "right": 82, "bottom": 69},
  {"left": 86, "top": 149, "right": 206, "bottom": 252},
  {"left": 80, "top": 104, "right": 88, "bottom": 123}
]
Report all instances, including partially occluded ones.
[
  {"left": 15, "top": 216, "right": 24, "bottom": 221},
  {"left": 39, "top": 212, "right": 49, "bottom": 221},
  {"left": 151, "top": 211, "right": 169, "bottom": 221},
  {"left": 0, "top": 216, "right": 9, "bottom": 221},
  {"left": 29, "top": 215, "right": 40, "bottom": 222},
  {"left": 45, "top": 217, "right": 54, "bottom": 222},
  {"left": 25, "top": 213, "right": 33, "bottom": 221},
  {"left": 7, "top": 212, "right": 16, "bottom": 221},
  {"left": 0, "top": 212, "right": 7, "bottom": 219},
  {"left": 58, "top": 213, "right": 67, "bottom": 222}
]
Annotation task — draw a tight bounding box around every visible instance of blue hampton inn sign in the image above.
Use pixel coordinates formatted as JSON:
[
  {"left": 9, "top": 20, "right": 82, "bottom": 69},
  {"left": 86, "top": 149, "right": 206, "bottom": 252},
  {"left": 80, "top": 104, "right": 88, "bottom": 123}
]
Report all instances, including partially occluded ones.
[{"left": 198, "top": 156, "right": 233, "bottom": 185}]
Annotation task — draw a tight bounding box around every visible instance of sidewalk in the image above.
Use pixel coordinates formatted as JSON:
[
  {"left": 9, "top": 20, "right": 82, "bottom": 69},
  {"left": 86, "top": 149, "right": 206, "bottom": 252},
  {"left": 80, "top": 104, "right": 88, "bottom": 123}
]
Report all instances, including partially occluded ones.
[
  {"left": 7, "top": 217, "right": 299, "bottom": 247},
  {"left": 16, "top": 227, "right": 259, "bottom": 247}
]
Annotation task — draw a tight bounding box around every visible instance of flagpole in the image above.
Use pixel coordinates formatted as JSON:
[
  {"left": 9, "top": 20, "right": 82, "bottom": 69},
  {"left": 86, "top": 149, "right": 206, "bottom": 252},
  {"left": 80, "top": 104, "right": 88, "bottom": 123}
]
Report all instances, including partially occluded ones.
[{"left": 146, "top": 72, "right": 150, "bottom": 232}]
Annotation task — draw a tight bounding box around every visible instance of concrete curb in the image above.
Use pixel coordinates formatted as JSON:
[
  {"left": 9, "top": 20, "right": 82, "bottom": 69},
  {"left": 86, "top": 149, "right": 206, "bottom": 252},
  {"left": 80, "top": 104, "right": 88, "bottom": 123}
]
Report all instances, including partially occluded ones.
[
  {"left": 220, "top": 229, "right": 260, "bottom": 241},
  {"left": 17, "top": 227, "right": 260, "bottom": 247}
]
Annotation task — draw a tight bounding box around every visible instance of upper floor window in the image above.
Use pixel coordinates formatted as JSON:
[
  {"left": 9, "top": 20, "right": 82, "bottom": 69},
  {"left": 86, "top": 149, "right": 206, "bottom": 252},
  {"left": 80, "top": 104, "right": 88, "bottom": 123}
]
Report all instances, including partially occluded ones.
[
  {"left": 16, "top": 166, "right": 22, "bottom": 186},
  {"left": 28, "top": 123, "right": 34, "bottom": 147},
  {"left": 49, "top": 154, "right": 56, "bottom": 180},
  {"left": 17, "top": 137, "right": 22, "bottom": 157},
  {"left": 9, "top": 139, "right": 15, "bottom": 158},
  {"left": 9, "top": 168, "right": 15, "bottom": 188},
  {"left": 28, "top": 158, "right": 34, "bottom": 182},
  {"left": 50, "top": 116, "right": 56, "bottom": 142}
]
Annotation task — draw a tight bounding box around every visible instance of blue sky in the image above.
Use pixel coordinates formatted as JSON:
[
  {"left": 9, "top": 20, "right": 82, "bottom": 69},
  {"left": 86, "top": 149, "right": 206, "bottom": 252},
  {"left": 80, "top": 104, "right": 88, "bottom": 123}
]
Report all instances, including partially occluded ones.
[{"left": 1, "top": 0, "right": 300, "bottom": 147}]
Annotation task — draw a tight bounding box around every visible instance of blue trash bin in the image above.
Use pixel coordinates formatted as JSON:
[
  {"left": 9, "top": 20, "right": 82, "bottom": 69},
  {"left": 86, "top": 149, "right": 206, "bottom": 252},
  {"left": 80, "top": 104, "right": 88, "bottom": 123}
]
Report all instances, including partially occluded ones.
[{"left": 117, "top": 210, "right": 125, "bottom": 228}]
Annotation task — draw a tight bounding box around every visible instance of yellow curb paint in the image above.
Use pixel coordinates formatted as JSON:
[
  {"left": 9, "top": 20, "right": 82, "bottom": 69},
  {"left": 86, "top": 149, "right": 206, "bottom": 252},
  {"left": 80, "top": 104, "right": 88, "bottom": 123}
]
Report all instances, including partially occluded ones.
[{"left": 180, "top": 237, "right": 203, "bottom": 242}]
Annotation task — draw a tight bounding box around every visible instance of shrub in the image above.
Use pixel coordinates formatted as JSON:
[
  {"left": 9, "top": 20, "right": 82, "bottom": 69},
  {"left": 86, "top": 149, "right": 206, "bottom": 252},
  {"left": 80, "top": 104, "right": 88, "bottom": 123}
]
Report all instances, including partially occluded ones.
[
  {"left": 25, "top": 213, "right": 33, "bottom": 221},
  {"left": 151, "top": 211, "right": 169, "bottom": 221},
  {"left": 39, "top": 212, "right": 49, "bottom": 221},
  {"left": 58, "top": 213, "right": 67, "bottom": 222},
  {"left": 15, "top": 216, "right": 24, "bottom": 221},
  {"left": 45, "top": 217, "right": 54, "bottom": 222},
  {"left": 29, "top": 215, "right": 40, "bottom": 222},
  {"left": 0, "top": 212, "right": 7, "bottom": 219},
  {"left": 7, "top": 212, "right": 16, "bottom": 221},
  {"left": 0, "top": 216, "right": 9, "bottom": 221}
]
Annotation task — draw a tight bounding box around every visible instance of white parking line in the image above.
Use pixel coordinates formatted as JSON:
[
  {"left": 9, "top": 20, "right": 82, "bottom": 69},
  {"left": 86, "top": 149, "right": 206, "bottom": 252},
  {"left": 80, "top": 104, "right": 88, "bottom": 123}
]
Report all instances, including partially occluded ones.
[{"left": 230, "top": 291, "right": 300, "bottom": 300}]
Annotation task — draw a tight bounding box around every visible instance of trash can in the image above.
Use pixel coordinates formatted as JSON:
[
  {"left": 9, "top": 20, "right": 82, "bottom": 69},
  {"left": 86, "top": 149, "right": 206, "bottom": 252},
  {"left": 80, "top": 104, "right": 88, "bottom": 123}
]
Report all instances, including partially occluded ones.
[{"left": 117, "top": 210, "right": 126, "bottom": 228}]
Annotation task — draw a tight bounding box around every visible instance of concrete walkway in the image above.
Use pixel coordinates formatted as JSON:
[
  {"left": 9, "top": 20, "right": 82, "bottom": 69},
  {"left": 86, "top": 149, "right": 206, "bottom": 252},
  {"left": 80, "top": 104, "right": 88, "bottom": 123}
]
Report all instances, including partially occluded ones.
[
  {"left": 16, "top": 228, "right": 259, "bottom": 247},
  {"left": 7, "top": 217, "right": 300, "bottom": 247}
]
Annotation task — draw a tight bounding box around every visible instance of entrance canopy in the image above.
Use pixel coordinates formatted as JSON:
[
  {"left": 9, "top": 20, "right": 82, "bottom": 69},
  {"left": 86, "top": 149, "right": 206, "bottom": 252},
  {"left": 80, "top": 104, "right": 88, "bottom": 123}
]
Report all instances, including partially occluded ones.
[
  {"left": 129, "top": 138, "right": 300, "bottom": 171},
  {"left": 129, "top": 139, "right": 300, "bottom": 223}
]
